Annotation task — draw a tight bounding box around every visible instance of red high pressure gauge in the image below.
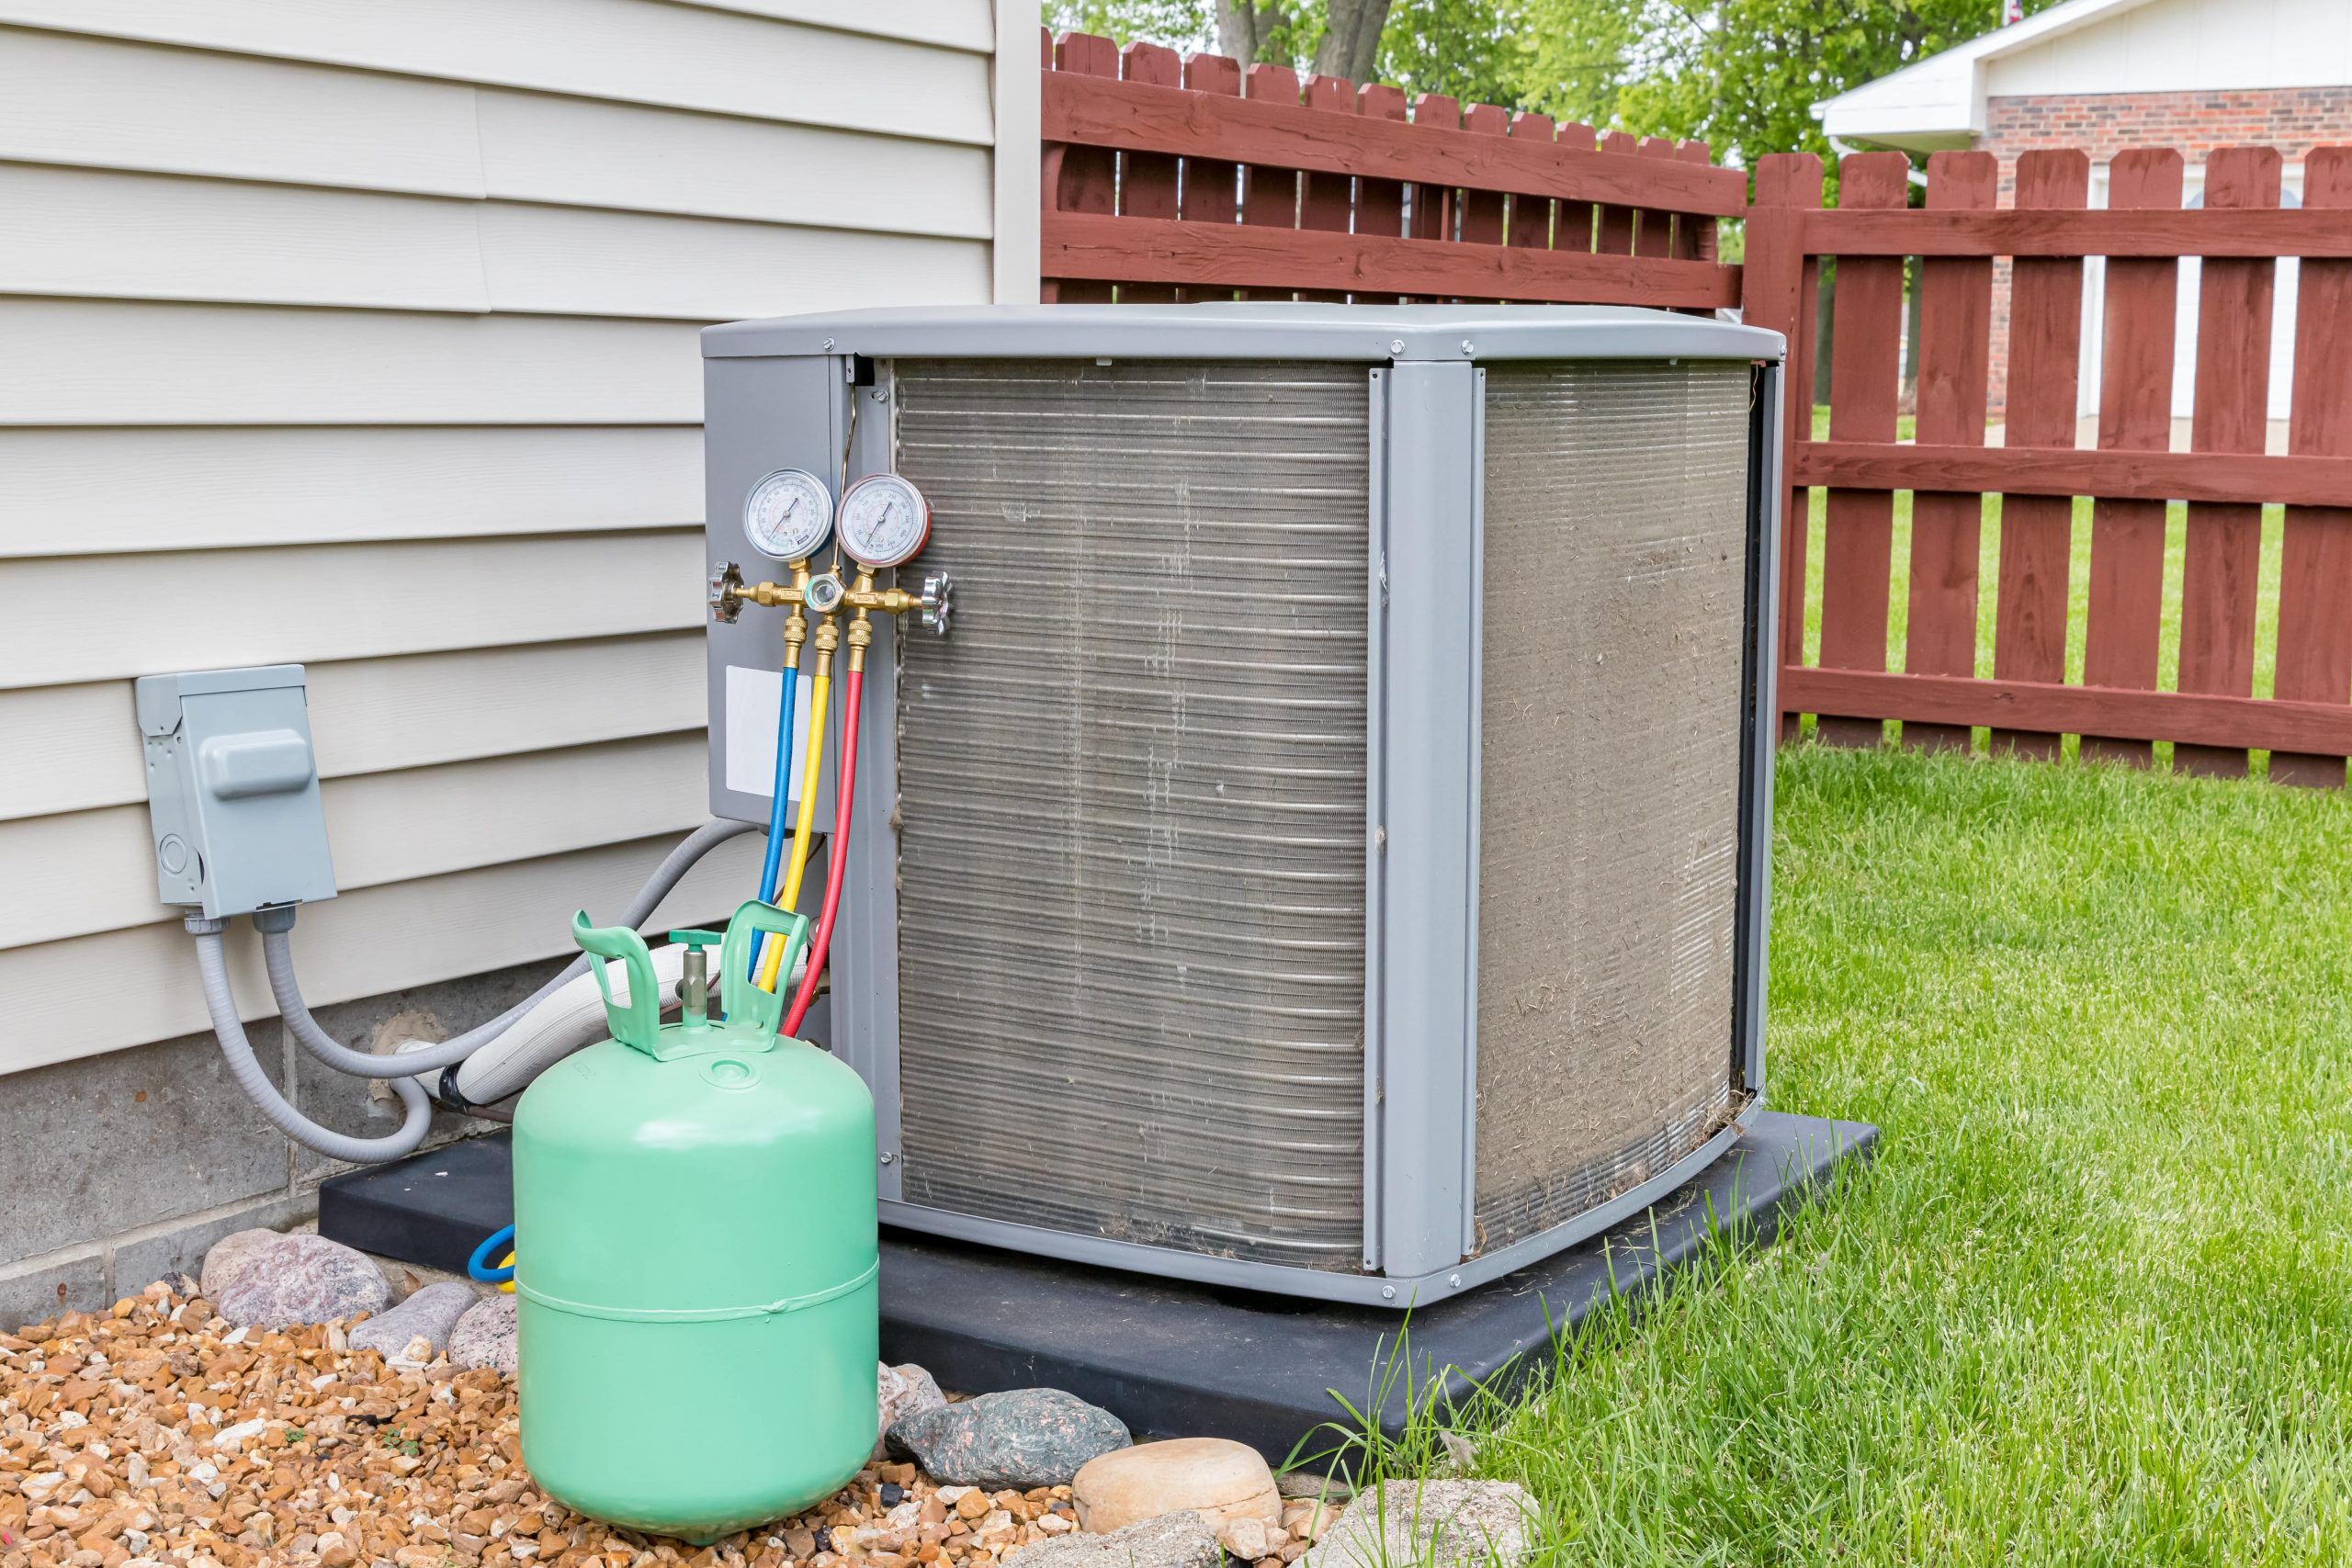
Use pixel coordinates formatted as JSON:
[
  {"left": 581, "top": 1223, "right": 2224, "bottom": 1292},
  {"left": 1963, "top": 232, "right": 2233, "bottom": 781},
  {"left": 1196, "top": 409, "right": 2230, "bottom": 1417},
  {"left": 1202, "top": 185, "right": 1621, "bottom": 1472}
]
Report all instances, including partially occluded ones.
[{"left": 836, "top": 473, "right": 931, "bottom": 570}]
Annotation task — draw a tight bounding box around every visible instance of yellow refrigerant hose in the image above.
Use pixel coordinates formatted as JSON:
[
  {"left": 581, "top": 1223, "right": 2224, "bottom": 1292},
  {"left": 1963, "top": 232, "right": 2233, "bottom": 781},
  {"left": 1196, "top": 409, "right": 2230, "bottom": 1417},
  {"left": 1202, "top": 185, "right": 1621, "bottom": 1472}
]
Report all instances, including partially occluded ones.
[{"left": 760, "top": 665, "right": 831, "bottom": 991}]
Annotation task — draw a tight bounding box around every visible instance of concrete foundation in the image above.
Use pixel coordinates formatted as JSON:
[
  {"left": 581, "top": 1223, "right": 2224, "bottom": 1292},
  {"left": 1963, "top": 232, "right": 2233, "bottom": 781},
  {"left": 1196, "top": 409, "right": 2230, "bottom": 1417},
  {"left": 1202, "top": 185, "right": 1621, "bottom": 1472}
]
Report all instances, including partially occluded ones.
[{"left": 0, "top": 953, "right": 560, "bottom": 1331}]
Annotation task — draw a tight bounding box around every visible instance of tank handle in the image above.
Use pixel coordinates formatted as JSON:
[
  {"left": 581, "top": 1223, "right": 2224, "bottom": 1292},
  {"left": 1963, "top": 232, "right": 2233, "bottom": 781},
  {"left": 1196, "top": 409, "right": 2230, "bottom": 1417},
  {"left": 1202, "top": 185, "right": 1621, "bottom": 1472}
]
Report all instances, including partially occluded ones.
[
  {"left": 571, "top": 911, "right": 663, "bottom": 1055},
  {"left": 718, "top": 898, "right": 812, "bottom": 1041}
]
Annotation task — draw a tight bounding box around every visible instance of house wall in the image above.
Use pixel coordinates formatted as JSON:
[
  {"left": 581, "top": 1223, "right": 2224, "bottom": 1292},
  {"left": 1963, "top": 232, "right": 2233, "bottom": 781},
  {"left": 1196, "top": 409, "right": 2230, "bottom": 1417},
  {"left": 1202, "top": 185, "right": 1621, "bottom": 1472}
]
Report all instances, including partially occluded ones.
[
  {"left": 0, "top": 0, "right": 1037, "bottom": 1328},
  {"left": 1982, "top": 0, "right": 2352, "bottom": 100},
  {"left": 1974, "top": 89, "right": 2352, "bottom": 419}
]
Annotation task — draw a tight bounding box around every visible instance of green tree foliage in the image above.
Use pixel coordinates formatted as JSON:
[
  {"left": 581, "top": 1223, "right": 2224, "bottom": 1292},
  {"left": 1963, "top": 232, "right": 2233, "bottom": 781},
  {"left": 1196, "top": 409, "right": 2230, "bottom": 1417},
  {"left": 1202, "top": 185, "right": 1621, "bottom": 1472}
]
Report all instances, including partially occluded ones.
[
  {"left": 1054, "top": 0, "right": 2064, "bottom": 167},
  {"left": 1532, "top": 0, "right": 2066, "bottom": 168}
]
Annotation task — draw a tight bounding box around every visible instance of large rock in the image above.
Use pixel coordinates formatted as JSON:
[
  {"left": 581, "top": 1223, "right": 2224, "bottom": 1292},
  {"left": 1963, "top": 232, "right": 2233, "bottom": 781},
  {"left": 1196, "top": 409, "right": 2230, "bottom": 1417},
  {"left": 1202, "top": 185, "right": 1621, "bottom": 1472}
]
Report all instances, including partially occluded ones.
[
  {"left": 888, "top": 1389, "right": 1129, "bottom": 1490},
  {"left": 349, "top": 1281, "right": 479, "bottom": 1360},
  {"left": 198, "top": 1228, "right": 285, "bottom": 1300},
  {"left": 215, "top": 1235, "right": 390, "bottom": 1329},
  {"left": 1301, "top": 1480, "right": 1537, "bottom": 1568},
  {"left": 878, "top": 1361, "right": 947, "bottom": 1452},
  {"left": 448, "top": 1294, "right": 518, "bottom": 1375},
  {"left": 1073, "top": 1438, "right": 1282, "bottom": 1539},
  {"left": 1007, "top": 1509, "right": 1220, "bottom": 1568}
]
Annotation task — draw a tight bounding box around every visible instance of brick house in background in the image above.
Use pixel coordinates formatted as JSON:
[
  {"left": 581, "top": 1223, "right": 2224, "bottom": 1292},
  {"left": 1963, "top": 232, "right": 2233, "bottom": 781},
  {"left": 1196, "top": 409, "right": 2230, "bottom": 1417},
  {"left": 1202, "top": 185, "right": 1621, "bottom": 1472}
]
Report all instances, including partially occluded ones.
[{"left": 1816, "top": 0, "right": 2352, "bottom": 437}]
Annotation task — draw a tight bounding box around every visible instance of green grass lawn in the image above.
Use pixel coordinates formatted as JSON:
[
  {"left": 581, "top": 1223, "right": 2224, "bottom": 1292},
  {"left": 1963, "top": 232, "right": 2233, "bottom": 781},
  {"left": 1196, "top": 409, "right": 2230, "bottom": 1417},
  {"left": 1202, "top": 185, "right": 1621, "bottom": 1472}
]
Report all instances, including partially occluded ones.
[{"left": 1374, "top": 746, "right": 2352, "bottom": 1564}]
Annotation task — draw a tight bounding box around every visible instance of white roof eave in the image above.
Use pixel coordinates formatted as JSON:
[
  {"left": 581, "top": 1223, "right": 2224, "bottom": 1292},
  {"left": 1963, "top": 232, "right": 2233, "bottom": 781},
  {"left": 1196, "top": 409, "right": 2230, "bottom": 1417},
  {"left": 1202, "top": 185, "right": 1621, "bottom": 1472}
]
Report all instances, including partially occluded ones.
[{"left": 1815, "top": 0, "right": 2165, "bottom": 142}]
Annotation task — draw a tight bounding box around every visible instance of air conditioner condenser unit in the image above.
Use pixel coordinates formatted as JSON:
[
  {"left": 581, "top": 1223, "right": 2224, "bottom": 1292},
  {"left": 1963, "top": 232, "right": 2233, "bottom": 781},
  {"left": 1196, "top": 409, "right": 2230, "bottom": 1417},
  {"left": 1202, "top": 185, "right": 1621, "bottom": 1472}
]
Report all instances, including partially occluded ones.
[{"left": 702, "top": 305, "right": 1786, "bottom": 1309}]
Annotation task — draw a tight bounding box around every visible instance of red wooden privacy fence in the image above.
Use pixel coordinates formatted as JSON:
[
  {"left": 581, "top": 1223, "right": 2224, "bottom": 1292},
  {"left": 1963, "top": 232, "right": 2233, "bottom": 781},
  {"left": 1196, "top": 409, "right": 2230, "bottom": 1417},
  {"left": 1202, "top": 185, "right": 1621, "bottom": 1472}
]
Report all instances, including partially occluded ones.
[
  {"left": 1749, "top": 146, "right": 2352, "bottom": 784},
  {"left": 1038, "top": 34, "right": 2352, "bottom": 785},
  {"left": 1039, "top": 30, "right": 1741, "bottom": 308}
]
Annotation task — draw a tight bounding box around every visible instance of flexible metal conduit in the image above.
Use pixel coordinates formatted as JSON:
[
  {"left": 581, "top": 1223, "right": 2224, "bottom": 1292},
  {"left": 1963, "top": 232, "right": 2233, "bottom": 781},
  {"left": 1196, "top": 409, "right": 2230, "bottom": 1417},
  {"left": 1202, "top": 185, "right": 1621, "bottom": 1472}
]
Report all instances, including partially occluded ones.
[
  {"left": 193, "top": 919, "right": 437, "bottom": 1165},
  {"left": 193, "top": 819, "right": 759, "bottom": 1161}
]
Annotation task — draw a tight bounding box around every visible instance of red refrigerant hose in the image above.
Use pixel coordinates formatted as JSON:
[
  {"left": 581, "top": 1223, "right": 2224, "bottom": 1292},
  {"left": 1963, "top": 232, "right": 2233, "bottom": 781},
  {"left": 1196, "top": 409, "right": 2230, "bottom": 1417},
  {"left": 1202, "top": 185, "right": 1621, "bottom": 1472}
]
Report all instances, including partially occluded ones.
[{"left": 784, "top": 665, "right": 861, "bottom": 1037}]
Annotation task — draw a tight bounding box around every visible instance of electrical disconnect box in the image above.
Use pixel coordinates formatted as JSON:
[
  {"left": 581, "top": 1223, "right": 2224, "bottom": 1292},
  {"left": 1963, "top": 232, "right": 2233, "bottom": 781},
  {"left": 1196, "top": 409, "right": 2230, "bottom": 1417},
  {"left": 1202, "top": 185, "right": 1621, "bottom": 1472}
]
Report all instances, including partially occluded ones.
[{"left": 135, "top": 664, "right": 337, "bottom": 919}]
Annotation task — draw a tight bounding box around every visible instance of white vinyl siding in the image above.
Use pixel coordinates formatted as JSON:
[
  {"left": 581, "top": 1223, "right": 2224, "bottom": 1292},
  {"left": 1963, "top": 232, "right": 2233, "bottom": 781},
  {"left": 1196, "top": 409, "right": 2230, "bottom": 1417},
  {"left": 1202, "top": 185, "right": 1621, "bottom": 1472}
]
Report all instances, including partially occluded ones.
[{"left": 0, "top": 0, "right": 1025, "bottom": 1073}]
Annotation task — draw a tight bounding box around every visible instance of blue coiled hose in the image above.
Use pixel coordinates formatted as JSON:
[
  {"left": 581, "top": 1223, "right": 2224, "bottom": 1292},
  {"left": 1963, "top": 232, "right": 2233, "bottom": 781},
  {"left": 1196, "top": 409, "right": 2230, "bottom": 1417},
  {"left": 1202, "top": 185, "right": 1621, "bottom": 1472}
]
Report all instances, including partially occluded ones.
[{"left": 469, "top": 1224, "right": 516, "bottom": 1285}]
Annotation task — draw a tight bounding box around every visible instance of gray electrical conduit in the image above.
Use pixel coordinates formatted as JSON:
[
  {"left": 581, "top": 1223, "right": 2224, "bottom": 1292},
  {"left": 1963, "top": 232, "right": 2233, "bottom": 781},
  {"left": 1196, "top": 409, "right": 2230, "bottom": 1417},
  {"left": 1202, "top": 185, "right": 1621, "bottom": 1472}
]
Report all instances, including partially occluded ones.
[
  {"left": 191, "top": 919, "right": 438, "bottom": 1165},
  {"left": 195, "top": 818, "right": 762, "bottom": 1160}
]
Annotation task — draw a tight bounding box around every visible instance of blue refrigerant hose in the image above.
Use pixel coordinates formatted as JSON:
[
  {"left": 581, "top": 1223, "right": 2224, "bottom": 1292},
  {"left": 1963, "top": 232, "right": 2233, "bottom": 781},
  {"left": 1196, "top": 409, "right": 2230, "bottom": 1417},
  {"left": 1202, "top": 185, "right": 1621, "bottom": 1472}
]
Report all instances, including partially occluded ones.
[
  {"left": 748, "top": 662, "right": 800, "bottom": 981},
  {"left": 469, "top": 1224, "right": 516, "bottom": 1285}
]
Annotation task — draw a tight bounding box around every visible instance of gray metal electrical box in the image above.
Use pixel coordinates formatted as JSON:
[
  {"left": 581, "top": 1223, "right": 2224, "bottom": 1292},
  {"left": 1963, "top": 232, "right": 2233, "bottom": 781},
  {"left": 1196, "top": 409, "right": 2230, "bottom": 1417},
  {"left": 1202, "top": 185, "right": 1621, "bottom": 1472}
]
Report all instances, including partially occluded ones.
[{"left": 135, "top": 664, "right": 337, "bottom": 919}]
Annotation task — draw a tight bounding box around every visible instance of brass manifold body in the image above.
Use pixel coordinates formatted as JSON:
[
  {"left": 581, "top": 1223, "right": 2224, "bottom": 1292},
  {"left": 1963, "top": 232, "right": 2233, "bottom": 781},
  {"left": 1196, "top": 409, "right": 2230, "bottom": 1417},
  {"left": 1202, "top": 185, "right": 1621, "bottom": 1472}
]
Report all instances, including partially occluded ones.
[{"left": 708, "top": 561, "right": 954, "bottom": 673}]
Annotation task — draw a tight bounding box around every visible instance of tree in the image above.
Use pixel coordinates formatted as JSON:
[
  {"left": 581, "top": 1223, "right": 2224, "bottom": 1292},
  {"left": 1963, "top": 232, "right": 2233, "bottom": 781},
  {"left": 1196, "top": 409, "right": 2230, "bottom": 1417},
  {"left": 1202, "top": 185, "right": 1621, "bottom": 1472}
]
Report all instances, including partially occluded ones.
[
  {"left": 1058, "top": 0, "right": 2065, "bottom": 172},
  {"left": 1517, "top": 0, "right": 2068, "bottom": 170}
]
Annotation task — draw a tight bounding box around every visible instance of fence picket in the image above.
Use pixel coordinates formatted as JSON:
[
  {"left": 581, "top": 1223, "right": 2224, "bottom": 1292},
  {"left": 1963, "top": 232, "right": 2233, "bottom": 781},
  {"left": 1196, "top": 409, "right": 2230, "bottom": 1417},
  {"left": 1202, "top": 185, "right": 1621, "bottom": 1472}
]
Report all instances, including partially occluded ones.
[
  {"left": 1178, "top": 51, "right": 1242, "bottom": 304},
  {"left": 2268, "top": 146, "right": 2352, "bottom": 786},
  {"left": 1744, "top": 152, "right": 1826, "bottom": 737},
  {"left": 1815, "top": 152, "right": 1910, "bottom": 749},
  {"left": 1990, "top": 150, "right": 2087, "bottom": 759},
  {"left": 1460, "top": 103, "right": 1510, "bottom": 301},
  {"left": 1510, "top": 112, "right": 1556, "bottom": 258},
  {"left": 1239, "top": 63, "right": 1303, "bottom": 302},
  {"left": 1300, "top": 74, "right": 1357, "bottom": 302},
  {"left": 1555, "top": 123, "right": 1599, "bottom": 254},
  {"left": 1357, "top": 84, "right": 1410, "bottom": 302},
  {"left": 1634, "top": 138, "right": 1678, "bottom": 258},
  {"left": 1904, "top": 150, "right": 1997, "bottom": 753},
  {"left": 1409, "top": 93, "right": 1459, "bottom": 252},
  {"left": 1674, "top": 142, "right": 1717, "bottom": 262},
  {"left": 1597, "top": 131, "right": 1639, "bottom": 254},
  {"left": 2081, "top": 148, "right": 2184, "bottom": 767},
  {"left": 2177, "top": 145, "right": 2280, "bottom": 778},
  {"left": 1117, "top": 42, "right": 1182, "bottom": 305},
  {"left": 1046, "top": 32, "right": 1120, "bottom": 303}
]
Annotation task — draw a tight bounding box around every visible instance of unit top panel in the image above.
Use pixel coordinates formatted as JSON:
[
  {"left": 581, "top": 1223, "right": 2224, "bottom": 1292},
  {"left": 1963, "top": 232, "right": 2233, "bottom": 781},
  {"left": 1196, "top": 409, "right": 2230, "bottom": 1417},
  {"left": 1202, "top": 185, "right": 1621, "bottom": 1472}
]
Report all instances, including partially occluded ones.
[{"left": 702, "top": 303, "right": 1783, "bottom": 366}]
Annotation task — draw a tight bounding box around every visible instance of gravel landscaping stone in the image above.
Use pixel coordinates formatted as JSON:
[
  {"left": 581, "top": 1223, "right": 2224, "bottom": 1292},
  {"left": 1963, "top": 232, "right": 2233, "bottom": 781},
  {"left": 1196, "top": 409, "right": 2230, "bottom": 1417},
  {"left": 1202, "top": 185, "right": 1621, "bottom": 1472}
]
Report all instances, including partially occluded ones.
[
  {"left": 880, "top": 1360, "right": 948, "bottom": 1436},
  {"left": 1, "top": 1283, "right": 1087, "bottom": 1566},
  {"left": 214, "top": 1234, "right": 390, "bottom": 1329},
  {"left": 1276, "top": 1471, "right": 1355, "bottom": 1502},
  {"left": 448, "top": 1292, "right": 519, "bottom": 1375},
  {"left": 1071, "top": 1438, "right": 1280, "bottom": 1537},
  {"left": 1299, "top": 1480, "right": 1537, "bottom": 1568},
  {"left": 889, "top": 1389, "right": 1130, "bottom": 1490},
  {"left": 1004, "top": 1508, "right": 1222, "bottom": 1568},
  {"left": 348, "top": 1280, "right": 479, "bottom": 1360},
  {"left": 198, "top": 1227, "right": 286, "bottom": 1299}
]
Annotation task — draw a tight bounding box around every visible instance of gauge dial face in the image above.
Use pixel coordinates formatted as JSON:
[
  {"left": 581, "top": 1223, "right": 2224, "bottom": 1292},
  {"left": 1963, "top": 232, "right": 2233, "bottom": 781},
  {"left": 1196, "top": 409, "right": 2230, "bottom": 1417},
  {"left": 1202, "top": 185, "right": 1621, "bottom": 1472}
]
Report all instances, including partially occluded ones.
[
  {"left": 742, "top": 468, "right": 833, "bottom": 562},
  {"left": 837, "top": 472, "right": 932, "bottom": 570}
]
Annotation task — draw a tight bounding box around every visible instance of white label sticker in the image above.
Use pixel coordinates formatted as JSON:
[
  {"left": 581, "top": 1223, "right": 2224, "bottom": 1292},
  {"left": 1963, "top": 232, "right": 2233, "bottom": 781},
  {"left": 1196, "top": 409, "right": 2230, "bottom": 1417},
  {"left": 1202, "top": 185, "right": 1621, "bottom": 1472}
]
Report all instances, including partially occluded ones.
[{"left": 725, "top": 664, "right": 816, "bottom": 799}]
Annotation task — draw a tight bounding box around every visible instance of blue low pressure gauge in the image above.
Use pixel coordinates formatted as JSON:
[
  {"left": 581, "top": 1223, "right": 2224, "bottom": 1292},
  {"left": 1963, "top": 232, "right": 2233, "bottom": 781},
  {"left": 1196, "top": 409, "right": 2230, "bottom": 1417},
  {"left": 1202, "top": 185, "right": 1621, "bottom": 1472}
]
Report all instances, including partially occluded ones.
[{"left": 742, "top": 468, "right": 833, "bottom": 562}]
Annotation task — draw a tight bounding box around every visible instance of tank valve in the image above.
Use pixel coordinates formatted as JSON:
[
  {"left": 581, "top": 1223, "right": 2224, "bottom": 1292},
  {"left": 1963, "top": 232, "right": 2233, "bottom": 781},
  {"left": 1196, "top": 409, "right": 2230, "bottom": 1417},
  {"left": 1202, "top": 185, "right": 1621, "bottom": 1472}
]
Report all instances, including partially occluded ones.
[{"left": 671, "top": 929, "right": 721, "bottom": 1029}]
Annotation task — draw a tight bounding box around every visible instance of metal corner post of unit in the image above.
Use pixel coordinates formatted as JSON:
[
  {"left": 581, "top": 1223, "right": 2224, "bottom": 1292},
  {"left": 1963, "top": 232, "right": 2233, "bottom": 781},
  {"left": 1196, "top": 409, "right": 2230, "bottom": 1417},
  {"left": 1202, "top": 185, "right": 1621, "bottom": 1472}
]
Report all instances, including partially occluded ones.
[{"left": 697, "top": 306, "right": 1789, "bottom": 1311}]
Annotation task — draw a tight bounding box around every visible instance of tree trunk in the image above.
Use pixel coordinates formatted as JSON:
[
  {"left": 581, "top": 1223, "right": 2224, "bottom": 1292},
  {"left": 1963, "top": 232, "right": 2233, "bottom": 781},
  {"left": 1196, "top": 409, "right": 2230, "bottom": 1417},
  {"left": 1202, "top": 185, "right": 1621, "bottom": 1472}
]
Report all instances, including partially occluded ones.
[
  {"left": 1312, "top": 0, "right": 1391, "bottom": 81},
  {"left": 1216, "top": 2, "right": 1267, "bottom": 66}
]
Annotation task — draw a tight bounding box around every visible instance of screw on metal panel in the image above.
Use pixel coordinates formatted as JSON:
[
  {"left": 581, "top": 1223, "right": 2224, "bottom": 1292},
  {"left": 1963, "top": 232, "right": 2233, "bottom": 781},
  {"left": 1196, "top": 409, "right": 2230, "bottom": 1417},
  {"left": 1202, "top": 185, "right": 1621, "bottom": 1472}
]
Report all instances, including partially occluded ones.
[
  {"left": 870, "top": 388, "right": 888, "bottom": 401},
  {"left": 1381, "top": 1285, "right": 1396, "bottom": 1300},
  {"left": 822, "top": 337, "right": 836, "bottom": 350},
  {"left": 1374, "top": 825, "right": 1387, "bottom": 852},
  {"left": 880, "top": 1151, "right": 897, "bottom": 1164},
  {"left": 1447, "top": 1273, "right": 1463, "bottom": 1288},
  {"left": 1460, "top": 340, "right": 1475, "bottom": 355},
  {"left": 1389, "top": 338, "right": 1405, "bottom": 355}
]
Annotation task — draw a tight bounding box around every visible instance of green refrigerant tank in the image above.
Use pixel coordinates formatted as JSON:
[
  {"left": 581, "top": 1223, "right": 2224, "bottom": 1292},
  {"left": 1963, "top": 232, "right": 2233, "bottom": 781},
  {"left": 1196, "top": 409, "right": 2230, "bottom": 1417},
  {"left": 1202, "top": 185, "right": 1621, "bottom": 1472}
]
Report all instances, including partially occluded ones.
[{"left": 511, "top": 900, "right": 878, "bottom": 1544}]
